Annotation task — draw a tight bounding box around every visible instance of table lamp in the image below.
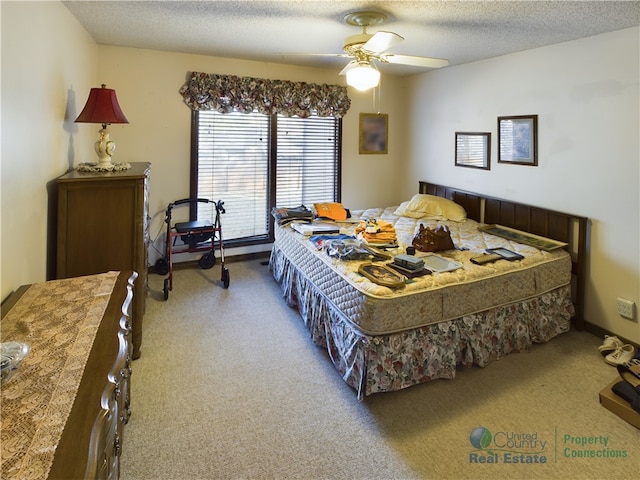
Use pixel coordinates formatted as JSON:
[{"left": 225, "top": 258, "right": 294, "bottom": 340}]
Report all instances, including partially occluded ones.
[{"left": 75, "top": 84, "right": 129, "bottom": 171}]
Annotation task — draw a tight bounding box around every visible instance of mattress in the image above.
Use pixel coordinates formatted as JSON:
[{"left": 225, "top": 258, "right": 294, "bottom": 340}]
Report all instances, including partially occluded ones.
[{"left": 273, "top": 206, "right": 572, "bottom": 335}]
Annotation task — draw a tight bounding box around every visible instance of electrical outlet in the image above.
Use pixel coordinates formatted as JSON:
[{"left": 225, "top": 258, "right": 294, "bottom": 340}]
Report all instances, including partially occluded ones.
[{"left": 616, "top": 297, "right": 635, "bottom": 320}]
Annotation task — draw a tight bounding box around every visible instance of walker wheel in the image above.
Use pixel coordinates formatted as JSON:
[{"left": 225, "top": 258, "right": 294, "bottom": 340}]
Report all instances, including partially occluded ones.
[
  {"left": 163, "top": 278, "right": 170, "bottom": 301},
  {"left": 222, "top": 267, "right": 230, "bottom": 289},
  {"left": 155, "top": 258, "right": 170, "bottom": 276},
  {"left": 199, "top": 252, "right": 216, "bottom": 269}
]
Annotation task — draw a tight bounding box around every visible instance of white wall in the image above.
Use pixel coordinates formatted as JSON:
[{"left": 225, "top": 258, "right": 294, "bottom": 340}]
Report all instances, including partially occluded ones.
[
  {"left": 406, "top": 27, "right": 640, "bottom": 342},
  {"left": 1, "top": 1, "right": 96, "bottom": 300},
  {"left": 95, "top": 46, "right": 408, "bottom": 262}
]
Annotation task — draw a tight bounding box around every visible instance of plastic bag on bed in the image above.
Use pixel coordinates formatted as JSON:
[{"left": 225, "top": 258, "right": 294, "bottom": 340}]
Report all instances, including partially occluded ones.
[
  {"left": 325, "top": 239, "right": 371, "bottom": 261},
  {"left": 271, "top": 205, "right": 313, "bottom": 225}
]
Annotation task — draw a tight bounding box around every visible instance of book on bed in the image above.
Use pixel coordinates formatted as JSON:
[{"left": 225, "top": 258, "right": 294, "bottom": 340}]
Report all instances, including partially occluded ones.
[{"left": 290, "top": 222, "right": 341, "bottom": 236}]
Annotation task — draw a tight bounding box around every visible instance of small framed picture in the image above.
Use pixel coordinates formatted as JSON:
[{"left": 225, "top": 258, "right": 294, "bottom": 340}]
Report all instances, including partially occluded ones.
[
  {"left": 359, "top": 113, "right": 388, "bottom": 154},
  {"left": 455, "top": 132, "right": 491, "bottom": 170},
  {"left": 498, "top": 115, "right": 538, "bottom": 166},
  {"left": 358, "top": 262, "right": 405, "bottom": 287}
]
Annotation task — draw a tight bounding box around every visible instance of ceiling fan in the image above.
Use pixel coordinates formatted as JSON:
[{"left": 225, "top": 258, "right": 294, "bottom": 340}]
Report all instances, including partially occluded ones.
[{"left": 288, "top": 11, "right": 449, "bottom": 91}]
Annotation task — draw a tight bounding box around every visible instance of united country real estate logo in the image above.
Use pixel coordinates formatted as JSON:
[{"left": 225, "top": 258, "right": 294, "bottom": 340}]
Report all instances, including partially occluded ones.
[
  {"left": 468, "top": 426, "right": 629, "bottom": 464},
  {"left": 469, "top": 426, "right": 548, "bottom": 464}
]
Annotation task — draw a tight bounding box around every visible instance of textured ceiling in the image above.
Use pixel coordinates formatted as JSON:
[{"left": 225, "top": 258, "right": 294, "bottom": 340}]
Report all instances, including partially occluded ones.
[{"left": 63, "top": 1, "right": 640, "bottom": 76}]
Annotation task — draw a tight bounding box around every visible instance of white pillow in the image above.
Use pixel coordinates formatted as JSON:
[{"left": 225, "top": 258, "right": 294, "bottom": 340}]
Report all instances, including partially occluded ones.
[{"left": 394, "top": 194, "right": 467, "bottom": 222}]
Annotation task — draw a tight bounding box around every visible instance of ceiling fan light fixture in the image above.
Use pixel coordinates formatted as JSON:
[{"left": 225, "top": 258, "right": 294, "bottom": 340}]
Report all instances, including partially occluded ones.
[{"left": 346, "top": 62, "right": 380, "bottom": 91}]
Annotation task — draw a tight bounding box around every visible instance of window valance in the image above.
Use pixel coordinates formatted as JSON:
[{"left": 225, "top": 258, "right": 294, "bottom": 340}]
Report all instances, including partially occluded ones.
[{"left": 179, "top": 71, "right": 351, "bottom": 118}]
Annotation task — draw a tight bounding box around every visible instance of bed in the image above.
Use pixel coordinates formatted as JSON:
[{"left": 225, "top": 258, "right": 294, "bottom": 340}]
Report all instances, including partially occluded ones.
[{"left": 269, "top": 182, "right": 588, "bottom": 400}]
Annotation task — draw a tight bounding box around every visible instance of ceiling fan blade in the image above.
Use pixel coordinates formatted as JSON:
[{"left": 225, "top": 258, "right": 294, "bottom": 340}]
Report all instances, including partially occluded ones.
[
  {"left": 381, "top": 54, "right": 449, "bottom": 69},
  {"left": 362, "top": 31, "right": 403, "bottom": 54}
]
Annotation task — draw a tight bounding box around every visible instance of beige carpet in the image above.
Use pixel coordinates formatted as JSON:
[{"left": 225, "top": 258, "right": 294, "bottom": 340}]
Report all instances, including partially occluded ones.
[{"left": 120, "top": 259, "right": 639, "bottom": 480}]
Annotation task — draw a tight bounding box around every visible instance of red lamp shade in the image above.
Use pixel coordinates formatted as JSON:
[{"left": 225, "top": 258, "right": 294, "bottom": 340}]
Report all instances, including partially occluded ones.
[{"left": 75, "top": 84, "right": 129, "bottom": 125}]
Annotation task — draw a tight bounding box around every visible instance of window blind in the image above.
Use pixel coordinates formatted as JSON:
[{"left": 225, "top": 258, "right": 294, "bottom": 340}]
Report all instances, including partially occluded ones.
[
  {"left": 195, "top": 111, "right": 270, "bottom": 239},
  {"left": 276, "top": 115, "right": 339, "bottom": 207},
  {"left": 193, "top": 111, "right": 340, "bottom": 243}
]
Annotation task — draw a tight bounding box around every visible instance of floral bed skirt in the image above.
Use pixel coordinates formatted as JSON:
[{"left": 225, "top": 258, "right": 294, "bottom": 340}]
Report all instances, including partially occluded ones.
[{"left": 270, "top": 246, "right": 573, "bottom": 400}]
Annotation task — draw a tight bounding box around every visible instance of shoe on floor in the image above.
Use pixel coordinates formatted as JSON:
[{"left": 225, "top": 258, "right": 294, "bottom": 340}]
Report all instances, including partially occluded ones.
[
  {"left": 598, "top": 335, "right": 623, "bottom": 354},
  {"left": 617, "top": 363, "right": 640, "bottom": 388},
  {"left": 605, "top": 344, "right": 636, "bottom": 366}
]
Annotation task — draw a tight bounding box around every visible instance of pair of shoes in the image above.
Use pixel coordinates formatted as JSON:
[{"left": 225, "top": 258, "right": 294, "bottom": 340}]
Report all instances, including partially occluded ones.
[
  {"left": 614, "top": 363, "right": 640, "bottom": 413},
  {"left": 605, "top": 344, "right": 636, "bottom": 366},
  {"left": 598, "top": 335, "right": 623, "bottom": 354},
  {"left": 617, "top": 363, "right": 640, "bottom": 387}
]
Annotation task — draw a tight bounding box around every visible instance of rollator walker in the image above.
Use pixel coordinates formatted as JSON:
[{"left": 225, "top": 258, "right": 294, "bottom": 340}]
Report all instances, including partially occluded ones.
[{"left": 155, "top": 198, "right": 229, "bottom": 300}]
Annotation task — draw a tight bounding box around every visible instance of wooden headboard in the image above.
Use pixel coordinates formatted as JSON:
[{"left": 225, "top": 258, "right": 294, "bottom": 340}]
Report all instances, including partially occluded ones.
[{"left": 419, "top": 181, "right": 589, "bottom": 329}]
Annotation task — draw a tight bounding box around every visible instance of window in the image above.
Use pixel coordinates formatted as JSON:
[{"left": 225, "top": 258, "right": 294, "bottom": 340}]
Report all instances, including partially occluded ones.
[{"left": 191, "top": 110, "right": 341, "bottom": 245}]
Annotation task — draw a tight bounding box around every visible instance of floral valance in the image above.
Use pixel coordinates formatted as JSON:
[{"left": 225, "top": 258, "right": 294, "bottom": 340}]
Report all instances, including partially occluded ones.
[{"left": 179, "top": 71, "right": 351, "bottom": 118}]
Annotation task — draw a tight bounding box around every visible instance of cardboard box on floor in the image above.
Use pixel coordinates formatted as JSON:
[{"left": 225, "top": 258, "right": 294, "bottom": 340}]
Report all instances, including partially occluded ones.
[{"left": 599, "top": 369, "right": 640, "bottom": 429}]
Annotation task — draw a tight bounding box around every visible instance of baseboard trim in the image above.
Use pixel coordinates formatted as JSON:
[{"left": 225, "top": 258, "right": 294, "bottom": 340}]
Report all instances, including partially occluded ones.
[
  {"left": 583, "top": 320, "right": 639, "bottom": 349},
  {"left": 148, "top": 251, "right": 271, "bottom": 275}
]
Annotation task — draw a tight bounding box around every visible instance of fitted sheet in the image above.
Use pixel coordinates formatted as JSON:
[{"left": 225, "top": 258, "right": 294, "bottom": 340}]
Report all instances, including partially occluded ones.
[{"left": 273, "top": 207, "right": 572, "bottom": 335}]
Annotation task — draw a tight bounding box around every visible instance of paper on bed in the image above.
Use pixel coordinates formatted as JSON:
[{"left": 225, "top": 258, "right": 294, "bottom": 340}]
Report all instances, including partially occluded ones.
[{"left": 418, "top": 254, "right": 463, "bottom": 273}]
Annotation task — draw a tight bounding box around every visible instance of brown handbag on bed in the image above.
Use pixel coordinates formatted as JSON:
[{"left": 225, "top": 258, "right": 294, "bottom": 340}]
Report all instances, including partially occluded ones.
[{"left": 412, "top": 224, "right": 455, "bottom": 252}]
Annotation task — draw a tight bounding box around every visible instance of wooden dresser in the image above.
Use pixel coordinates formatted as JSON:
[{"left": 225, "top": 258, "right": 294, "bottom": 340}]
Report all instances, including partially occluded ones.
[
  {"left": 56, "top": 162, "right": 150, "bottom": 359},
  {"left": 0, "top": 271, "right": 136, "bottom": 480}
]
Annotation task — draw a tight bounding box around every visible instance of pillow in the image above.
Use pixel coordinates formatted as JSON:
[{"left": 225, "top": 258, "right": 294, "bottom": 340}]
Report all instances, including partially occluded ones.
[
  {"left": 394, "top": 194, "right": 467, "bottom": 222},
  {"left": 314, "top": 202, "right": 348, "bottom": 221}
]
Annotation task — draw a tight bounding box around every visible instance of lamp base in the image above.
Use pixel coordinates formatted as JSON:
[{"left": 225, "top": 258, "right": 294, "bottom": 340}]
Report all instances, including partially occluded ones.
[
  {"left": 77, "top": 125, "right": 131, "bottom": 172},
  {"left": 77, "top": 162, "right": 132, "bottom": 173}
]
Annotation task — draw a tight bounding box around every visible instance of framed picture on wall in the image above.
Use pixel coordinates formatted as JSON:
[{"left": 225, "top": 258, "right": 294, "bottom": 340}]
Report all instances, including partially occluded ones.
[
  {"left": 455, "top": 132, "right": 491, "bottom": 170},
  {"left": 498, "top": 114, "right": 538, "bottom": 166},
  {"left": 359, "top": 113, "right": 388, "bottom": 154}
]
